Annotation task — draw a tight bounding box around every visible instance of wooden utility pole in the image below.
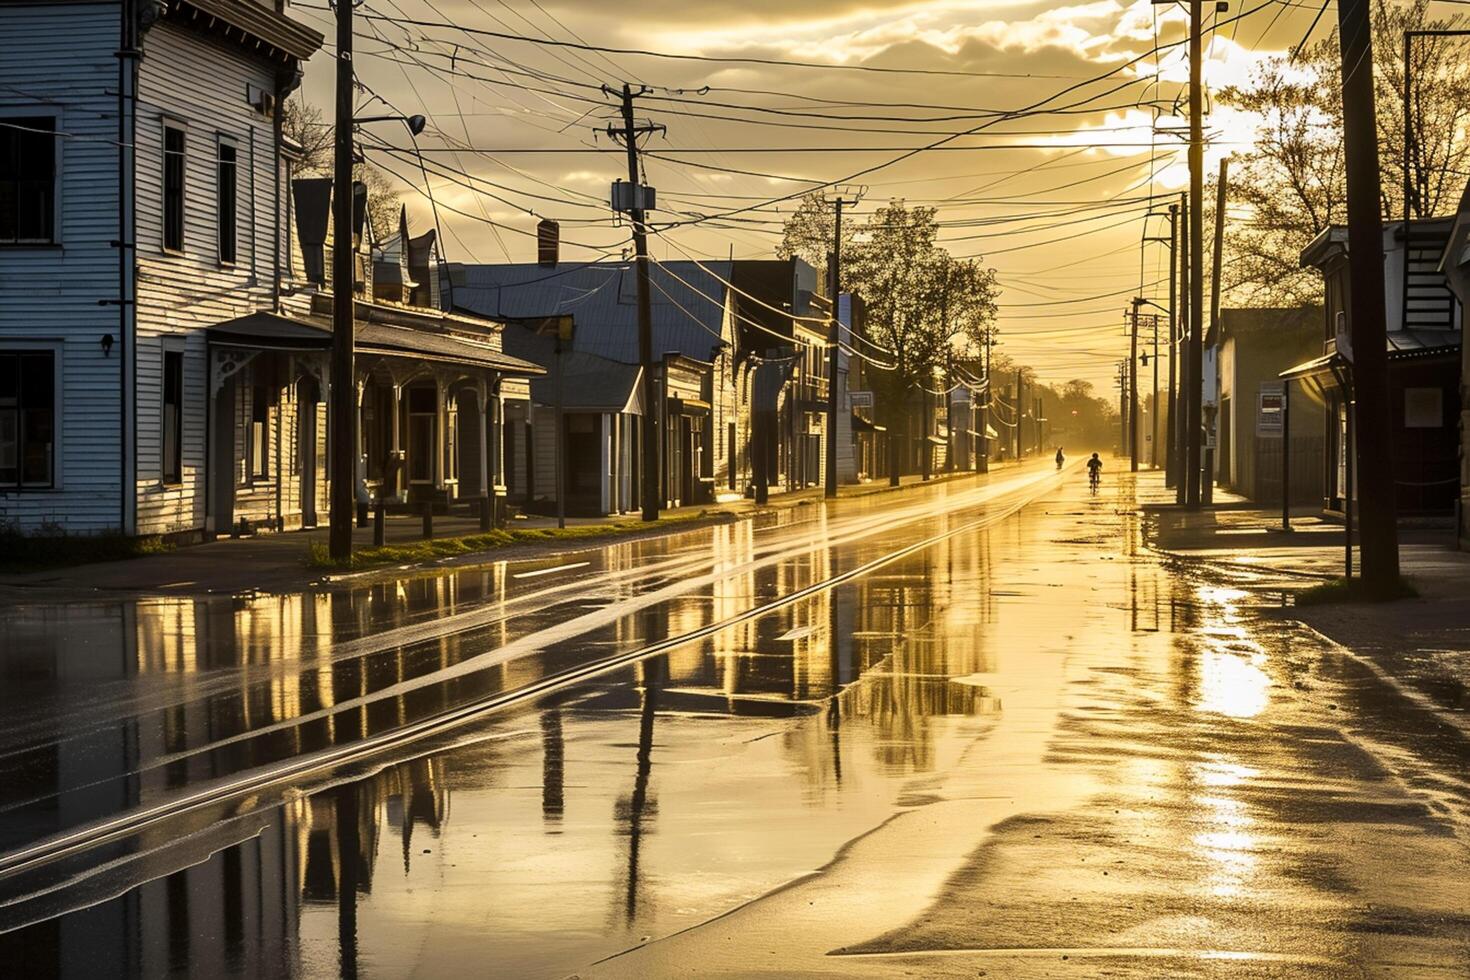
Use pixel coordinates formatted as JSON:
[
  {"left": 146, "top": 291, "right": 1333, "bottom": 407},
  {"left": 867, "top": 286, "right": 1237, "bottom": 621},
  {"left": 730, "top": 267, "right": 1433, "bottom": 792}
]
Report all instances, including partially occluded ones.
[
  {"left": 1165, "top": 202, "right": 1178, "bottom": 486},
  {"left": 826, "top": 193, "right": 859, "bottom": 498},
  {"left": 1176, "top": 192, "right": 1190, "bottom": 506},
  {"left": 1129, "top": 299, "right": 1140, "bottom": 472},
  {"left": 328, "top": 0, "right": 356, "bottom": 561},
  {"left": 978, "top": 332, "right": 993, "bottom": 473},
  {"left": 1336, "top": 0, "right": 1401, "bottom": 588},
  {"left": 607, "top": 84, "right": 663, "bottom": 522},
  {"left": 1015, "top": 369, "right": 1024, "bottom": 459},
  {"left": 1185, "top": 0, "right": 1205, "bottom": 508},
  {"left": 1204, "top": 158, "right": 1228, "bottom": 505}
]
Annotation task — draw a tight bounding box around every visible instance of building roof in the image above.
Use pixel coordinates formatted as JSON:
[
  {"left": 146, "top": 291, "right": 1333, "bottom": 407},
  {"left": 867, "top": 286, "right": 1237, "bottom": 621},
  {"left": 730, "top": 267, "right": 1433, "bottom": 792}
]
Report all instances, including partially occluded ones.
[
  {"left": 209, "top": 309, "right": 544, "bottom": 376},
  {"left": 452, "top": 261, "right": 732, "bottom": 365},
  {"left": 168, "top": 0, "right": 323, "bottom": 62},
  {"left": 529, "top": 352, "right": 643, "bottom": 413}
]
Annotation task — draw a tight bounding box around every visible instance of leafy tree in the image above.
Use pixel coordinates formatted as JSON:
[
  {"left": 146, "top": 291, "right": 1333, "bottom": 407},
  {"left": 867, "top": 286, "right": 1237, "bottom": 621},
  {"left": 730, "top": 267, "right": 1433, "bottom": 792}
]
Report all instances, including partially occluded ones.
[
  {"left": 1218, "top": 0, "right": 1470, "bottom": 306},
  {"left": 774, "top": 192, "right": 859, "bottom": 276}
]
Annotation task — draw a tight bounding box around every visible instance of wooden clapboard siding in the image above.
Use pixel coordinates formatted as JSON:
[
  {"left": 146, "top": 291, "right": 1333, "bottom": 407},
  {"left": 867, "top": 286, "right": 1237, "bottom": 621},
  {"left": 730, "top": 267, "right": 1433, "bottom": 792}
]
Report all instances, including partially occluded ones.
[
  {"left": 0, "top": 3, "right": 124, "bottom": 532},
  {"left": 132, "top": 20, "right": 284, "bottom": 536}
]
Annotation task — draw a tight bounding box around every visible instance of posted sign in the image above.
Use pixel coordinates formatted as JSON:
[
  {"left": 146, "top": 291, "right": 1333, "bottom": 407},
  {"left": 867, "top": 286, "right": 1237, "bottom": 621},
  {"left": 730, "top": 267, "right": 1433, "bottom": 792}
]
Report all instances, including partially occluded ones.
[{"left": 1257, "top": 383, "right": 1284, "bottom": 437}]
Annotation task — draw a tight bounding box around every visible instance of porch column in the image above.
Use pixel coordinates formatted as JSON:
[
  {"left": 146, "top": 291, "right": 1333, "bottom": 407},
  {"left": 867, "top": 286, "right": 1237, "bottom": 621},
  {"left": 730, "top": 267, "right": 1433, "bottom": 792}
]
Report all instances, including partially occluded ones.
[
  {"left": 435, "top": 378, "right": 448, "bottom": 490},
  {"left": 601, "top": 413, "right": 612, "bottom": 515},
  {"left": 388, "top": 381, "right": 402, "bottom": 501},
  {"left": 475, "top": 381, "right": 490, "bottom": 498}
]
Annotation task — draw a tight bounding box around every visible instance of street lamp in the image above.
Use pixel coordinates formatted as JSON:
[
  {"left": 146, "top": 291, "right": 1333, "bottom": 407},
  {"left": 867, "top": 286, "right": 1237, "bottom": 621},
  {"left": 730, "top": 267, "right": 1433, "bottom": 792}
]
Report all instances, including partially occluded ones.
[{"left": 355, "top": 113, "right": 428, "bottom": 136}]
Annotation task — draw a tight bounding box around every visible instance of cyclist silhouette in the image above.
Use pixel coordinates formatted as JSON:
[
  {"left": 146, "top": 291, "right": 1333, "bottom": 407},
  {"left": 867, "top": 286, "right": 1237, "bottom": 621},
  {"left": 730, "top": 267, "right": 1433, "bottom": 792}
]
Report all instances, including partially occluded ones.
[{"left": 1086, "top": 453, "right": 1102, "bottom": 491}]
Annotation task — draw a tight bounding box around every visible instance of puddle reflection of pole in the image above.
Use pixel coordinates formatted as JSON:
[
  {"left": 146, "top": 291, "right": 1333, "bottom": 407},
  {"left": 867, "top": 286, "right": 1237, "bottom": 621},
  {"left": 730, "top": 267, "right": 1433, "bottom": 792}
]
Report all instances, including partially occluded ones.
[
  {"left": 542, "top": 708, "right": 564, "bottom": 826},
  {"left": 828, "top": 587, "right": 844, "bottom": 787},
  {"left": 336, "top": 783, "right": 360, "bottom": 980},
  {"left": 624, "top": 657, "right": 662, "bottom": 924}
]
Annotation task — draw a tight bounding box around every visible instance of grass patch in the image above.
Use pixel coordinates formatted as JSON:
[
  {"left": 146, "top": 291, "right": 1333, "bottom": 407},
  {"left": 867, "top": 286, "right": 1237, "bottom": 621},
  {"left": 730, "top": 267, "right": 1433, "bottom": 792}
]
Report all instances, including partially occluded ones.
[
  {"left": 307, "top": 511, "right": 724, "bottom": 572},
  {"left": 0, "top": 523, "right": 174, "bottom": 573},
  {"left": 1295, "top": 575, "right": 1418, "bottom": 606}
]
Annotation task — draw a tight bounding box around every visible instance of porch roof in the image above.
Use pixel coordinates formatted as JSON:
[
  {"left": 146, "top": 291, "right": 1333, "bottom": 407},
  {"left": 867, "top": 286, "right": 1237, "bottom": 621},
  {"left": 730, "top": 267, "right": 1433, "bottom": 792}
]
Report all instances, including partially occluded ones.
[{"left": 208, "top": 311, "right": 545, "bottom": 376}]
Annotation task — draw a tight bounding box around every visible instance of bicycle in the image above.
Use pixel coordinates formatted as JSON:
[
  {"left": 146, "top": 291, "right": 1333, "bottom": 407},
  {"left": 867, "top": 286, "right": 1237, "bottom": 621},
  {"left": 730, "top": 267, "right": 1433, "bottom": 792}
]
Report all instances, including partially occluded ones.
[{"left": 1088, "top": 469, "right": 1101, "bottom": 493}]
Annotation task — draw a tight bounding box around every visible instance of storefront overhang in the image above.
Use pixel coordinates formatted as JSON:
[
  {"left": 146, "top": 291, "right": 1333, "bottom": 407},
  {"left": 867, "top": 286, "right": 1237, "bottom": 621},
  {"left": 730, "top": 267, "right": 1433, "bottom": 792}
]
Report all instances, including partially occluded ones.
[
  {"left": 851, "top": 413, "right": 885, "bottom": 433},
  {"left": 670, "top": 397, "right": 711, "bottom": 416},
  {"left": 209, "top": 310, "right": 544, "bottom": 378}
]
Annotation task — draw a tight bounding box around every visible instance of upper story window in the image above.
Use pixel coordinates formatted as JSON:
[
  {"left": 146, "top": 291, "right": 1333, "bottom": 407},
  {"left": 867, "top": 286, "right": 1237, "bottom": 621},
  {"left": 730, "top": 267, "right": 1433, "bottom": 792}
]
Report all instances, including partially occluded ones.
[
  {"left": 163, "top": 124, "right": 185, "bottom": 252},
  {"left": 0, "top": 116, "right": 57, "bottom": 244},
  {"left": 216, "top": 138, "right": 237, "bottom": 264}
]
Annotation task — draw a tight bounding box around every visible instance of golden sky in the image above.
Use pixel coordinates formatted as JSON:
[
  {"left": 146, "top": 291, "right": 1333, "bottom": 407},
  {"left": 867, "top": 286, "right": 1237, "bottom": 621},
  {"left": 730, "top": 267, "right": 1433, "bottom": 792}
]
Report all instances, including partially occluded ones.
[{"left": 294, "top": 0, "right": 1322, "bottom": 392}]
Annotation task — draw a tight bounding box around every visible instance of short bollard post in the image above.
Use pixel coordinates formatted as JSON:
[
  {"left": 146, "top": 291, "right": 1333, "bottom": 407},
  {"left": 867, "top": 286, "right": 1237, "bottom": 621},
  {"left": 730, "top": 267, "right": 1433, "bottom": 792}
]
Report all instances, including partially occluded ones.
[
  {"left": 421, "top": 502, "right": 433, "bottom": 540},
  {"left": 356, "top": 500, "right": 369, "bottom": 528},
  {"left": 373, "top": 499, "right": 385, "bottom": 546},
  {"left": 479, "top": 494, "right": 491, "bottom": 531}
]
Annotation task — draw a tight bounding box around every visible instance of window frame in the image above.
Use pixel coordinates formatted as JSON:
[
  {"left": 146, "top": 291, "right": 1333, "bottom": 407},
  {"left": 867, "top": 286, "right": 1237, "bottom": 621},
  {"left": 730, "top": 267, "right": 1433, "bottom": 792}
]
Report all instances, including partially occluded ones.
[
  {"left": 161, "top": 345, "right": 184, "bottom": 486},
  {"left": 215, "top": 134, "right": 237, "bottom": 266},
  {"left": 0, "top": 343, "right": 62, "bottom": 490},
  {"left": 161, "top": 120, "right": 186, "bottom": 254},
  {"left": 0, "top": 109, "right": 61, "bottom": 246}
]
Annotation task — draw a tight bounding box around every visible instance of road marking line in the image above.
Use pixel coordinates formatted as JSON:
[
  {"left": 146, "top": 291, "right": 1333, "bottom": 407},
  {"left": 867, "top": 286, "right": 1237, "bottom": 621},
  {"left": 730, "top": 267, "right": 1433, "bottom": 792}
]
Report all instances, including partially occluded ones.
[{"left": 512, "top": 561, "right": 591, "bottom": 579}]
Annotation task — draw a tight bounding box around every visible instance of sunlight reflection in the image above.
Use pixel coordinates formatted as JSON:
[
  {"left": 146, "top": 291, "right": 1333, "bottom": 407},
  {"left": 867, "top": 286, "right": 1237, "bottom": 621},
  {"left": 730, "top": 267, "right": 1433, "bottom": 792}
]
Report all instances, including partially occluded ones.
[{"left": 1196, "top": 651, "right": 1271, "bottom": 718}]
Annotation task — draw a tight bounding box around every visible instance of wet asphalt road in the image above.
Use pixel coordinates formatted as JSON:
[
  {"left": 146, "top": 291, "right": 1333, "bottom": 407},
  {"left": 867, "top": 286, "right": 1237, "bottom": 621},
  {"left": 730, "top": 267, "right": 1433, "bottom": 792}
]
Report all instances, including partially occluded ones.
[{"left": 2, "top": 465, "right": 1469, "bottom": 978}]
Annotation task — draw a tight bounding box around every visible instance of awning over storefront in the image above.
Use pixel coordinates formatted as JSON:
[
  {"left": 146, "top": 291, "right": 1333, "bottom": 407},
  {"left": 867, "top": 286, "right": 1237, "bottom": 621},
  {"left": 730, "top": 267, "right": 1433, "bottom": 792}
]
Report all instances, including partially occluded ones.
[
  {"left": 209, "top": 309, "right": 544, "bottom": 377},
  {"left": 670, "top": 397, "right": 712, "bottom": 416},
  {"left": 851, "top": 412, "right": 885, "bottom": 433}
]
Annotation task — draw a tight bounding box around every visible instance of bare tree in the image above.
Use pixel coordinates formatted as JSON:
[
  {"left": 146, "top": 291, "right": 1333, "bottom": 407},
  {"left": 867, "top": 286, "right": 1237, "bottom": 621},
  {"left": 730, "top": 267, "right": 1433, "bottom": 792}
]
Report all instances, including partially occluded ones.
[
  {"left": 1218, "top": 0, "right": 1470, "bottom": 306},
  {"left": 282, "top": 94, "right": 400, "bottom": 242}
]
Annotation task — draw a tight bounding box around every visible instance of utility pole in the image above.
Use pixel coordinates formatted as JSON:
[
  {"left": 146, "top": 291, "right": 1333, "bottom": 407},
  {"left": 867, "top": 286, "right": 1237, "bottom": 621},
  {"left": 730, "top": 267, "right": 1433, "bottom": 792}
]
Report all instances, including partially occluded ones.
[
  {"left": 979, "top": 331, "right": 993, "bottom": 473},
  {"left": 1129, "top": 299, "right": 1140, "bottom": 472},
  {"left": 1205, "top": 157, "right": 1228, "bottom": 505},
  {"left": 1176, "top": 192, "right": 1190, "bottom": 506},
  {"left": 1015, "top": 369, "right": 1024, "bottom": 460},
  {"left": 1117, "top": 362, "right": 1128, "bottom": 454},
  {"left": 826, "top": 191, "right": 860, "bottom": 498},
  {"left": 605, "top": 84, "right": 664, "bottom": 523},
  {"left": 1165, "top": 203, "right": 1177, "bottom": 482},
  {"left": 328, "top": 0, "right": 356, "bottom": 562},
  {"left": 1185, "top": 0, "right": 1205, "bottom": 508},
  {"left": 1336, "top": 0, "right": 1401, "bottom": 589}
]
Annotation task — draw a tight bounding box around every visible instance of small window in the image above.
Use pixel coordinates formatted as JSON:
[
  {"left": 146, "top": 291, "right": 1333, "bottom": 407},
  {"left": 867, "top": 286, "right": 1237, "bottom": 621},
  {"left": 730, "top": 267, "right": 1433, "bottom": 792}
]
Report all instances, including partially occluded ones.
[
  {"left": 163, "top": 125, "right": 185, "bottom": 252},
  {"left": 216, "top": 140, "right": 236, "bottom": 264},
  {"left": 0, "top": 351, "right": 55, "bottom": 487},
  {"left": 162, "top": 350, "right": 183, "bottom": 484},
  {"left": 249, "top": 386, "right": 269, "bottom": 481},
  {"left": 0, "top": 116, "right": 57, "bottom": 243}
]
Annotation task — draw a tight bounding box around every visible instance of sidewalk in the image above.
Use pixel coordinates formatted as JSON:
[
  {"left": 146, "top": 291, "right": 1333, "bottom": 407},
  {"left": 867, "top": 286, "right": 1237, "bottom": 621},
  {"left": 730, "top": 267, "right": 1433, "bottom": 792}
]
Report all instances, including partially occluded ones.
[
  {"left": 1134, "top": 468, "right": 1470, "bottom": 718},
  {"left": 0, "top": 465, "right": 1022, "bottom": 602}
]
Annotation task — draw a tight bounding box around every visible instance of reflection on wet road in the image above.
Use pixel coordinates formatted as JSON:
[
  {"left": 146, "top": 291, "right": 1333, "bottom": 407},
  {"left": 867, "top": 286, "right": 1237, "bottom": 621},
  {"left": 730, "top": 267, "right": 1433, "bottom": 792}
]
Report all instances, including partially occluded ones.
[{"left": 4, "top": 466, "right": 1470, "bottom": 978}]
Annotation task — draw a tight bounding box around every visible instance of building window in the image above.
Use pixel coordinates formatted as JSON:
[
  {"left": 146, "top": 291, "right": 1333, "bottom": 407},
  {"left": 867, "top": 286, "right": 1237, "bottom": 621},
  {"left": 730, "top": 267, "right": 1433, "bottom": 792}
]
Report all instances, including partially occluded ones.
[
  {"left": 216, "top": 139, "right": 237, "bottom": 264},
  {"left": 249, "top": 386, "right": 269, "bottom": 481},
  {"left": 0, "top": 116, "right": 56, "bottom": 243},
  {"left": 162, "top": 350, "right": 183, "bottom": 484},
  {"left": 0, "top": 351, "right": 55, "bottom": 487},
  {"left": 163, "top": 124, "right": 185, "bottom": 252}
]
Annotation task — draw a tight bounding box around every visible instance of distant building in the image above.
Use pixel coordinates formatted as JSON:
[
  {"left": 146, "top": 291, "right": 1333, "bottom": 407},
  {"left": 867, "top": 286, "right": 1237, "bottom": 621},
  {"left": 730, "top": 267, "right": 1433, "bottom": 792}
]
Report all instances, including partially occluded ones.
[
  {"left": 452, "top": 260, "right": 737, "bottom": 516},
  {"left": 1214, "top": 307, "right": 1325, "bottom": 504},
  {"left": 1284, "top": 219, "right": 1461, "bottom": 517}
]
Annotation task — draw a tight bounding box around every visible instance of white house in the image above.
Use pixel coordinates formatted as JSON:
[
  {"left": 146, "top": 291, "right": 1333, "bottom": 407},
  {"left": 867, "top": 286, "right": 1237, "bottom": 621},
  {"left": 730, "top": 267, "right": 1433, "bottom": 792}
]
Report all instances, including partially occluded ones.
[{"left": 0, "top": 0, "right": 540, "bottom": 539}]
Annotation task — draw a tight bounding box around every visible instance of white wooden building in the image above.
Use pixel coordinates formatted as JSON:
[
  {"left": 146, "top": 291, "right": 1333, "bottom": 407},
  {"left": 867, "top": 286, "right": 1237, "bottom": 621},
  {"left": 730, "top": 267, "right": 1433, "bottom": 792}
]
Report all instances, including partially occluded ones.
[{"left": 0, "top": 0, "right": 540, "bottom": 539}]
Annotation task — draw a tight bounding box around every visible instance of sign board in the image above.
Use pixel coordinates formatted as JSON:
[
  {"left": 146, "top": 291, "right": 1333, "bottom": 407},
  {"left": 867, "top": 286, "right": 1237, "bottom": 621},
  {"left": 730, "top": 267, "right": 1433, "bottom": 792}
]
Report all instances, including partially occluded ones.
[
  {"left": 849, "top": 390, "right": 875, "bottom": 409},
  {"left": 1257, "top": 382, "right": 1284, "bottom": 437}
]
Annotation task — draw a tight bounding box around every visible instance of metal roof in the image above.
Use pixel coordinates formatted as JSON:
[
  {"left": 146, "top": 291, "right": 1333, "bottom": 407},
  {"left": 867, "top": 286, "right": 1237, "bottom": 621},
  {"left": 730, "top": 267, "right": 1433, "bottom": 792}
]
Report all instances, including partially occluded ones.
[
  {"left": 453, "top": 261, "right": 733, "bottom": 365},
  {"left": 209, "top": 311, "right": 544, "bottom": 376},
  {"left": 530, "top": 352, "right": 642, "bottom": 413}
]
